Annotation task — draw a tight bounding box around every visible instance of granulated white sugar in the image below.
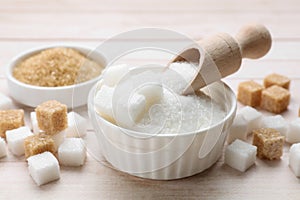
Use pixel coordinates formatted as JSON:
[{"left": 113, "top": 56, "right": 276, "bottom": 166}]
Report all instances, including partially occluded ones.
[
  {"left": 95, "top": 62, "right": 226, "bottom": 134},
  {"left": 163, "top": 62, "right": 198, "bottom": 93},
  {"left": 135, "top": 80, "right": 225, "bottom": 134}
]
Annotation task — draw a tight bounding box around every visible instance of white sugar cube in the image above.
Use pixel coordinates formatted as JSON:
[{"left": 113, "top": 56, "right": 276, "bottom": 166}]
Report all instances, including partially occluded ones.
[
  {"left": 114, "top": 86, "right": 163, "bottom": 129},
  {"left": 58, "top": 138, "right": 86, "bottom": 167},
  {"left": 260, "top": 115, "right": 288, "bottom": 136},
  {"left": 0, "top": 137, "right": 7, "bottom": 158},
  {"left": 102, "top": 64, "right": 131, "bottom": 86},
  {"left": 113, "top": 92, "right": 146, "bottom": 128},
  {"left": 225, "top": 139, "right": 257, "bottom": 172},
  {"left": 6, "top": 126, "right": 33, "bottom": 156},
  {"left": 30, "top": 112, "right": 40, "bottom": 134},
  {"left": 136, "top": 84, "right": 163, "bottom": 108},
  {"left": 94, "top": 85, "right": 115, "bottom": 123},
  {"left": 286, "top": 118, "right": 300, "bottom": 143},
  {"left": 52, "top": 131, "right": 65, "bottom": 151},
  {"left": 0, "top": 93, "right": 13, "bottom": 109},
  {"left": 65, "top": 112, "right": 87, "bottom": 138},
  {"left": 27, "top": 152, "right": 60, "bottom": 186},
  {"left": 227, "top": 114, "right": 248, "bottom": 144},
  {"left": 128, "top": 93, "right": 146, "bottom": 123},
  {"left": 289, "top": 143, "right": 300, "bottom": 177},
  {"left": 238, "top": 106, "right": 262, "bottom": 134}
]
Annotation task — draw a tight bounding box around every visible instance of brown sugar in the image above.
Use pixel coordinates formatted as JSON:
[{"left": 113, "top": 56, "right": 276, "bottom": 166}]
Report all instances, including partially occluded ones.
[
  {"left": 0, "top": 109, "right": 24, "bottom": 138},
  {"left": 24, "top": 134, "right": 56, "bottom": 158},
  {"left": 237, "top": 80, "right": 264, "bottom": 107},
  {"left": 261, "top": 85, "right": 290, "bottom": 114},
  {"left": 252, "top": 128, "right": 284, "bottom": 160},
  {"left": 13, "top": 47, "right": 103, "bottom": 87},
  {"left": 264, "top": 73, "right": 290, "bottom": 89},
  {"left": 36, "top": 100, "right": 67, "bottom": 135}
]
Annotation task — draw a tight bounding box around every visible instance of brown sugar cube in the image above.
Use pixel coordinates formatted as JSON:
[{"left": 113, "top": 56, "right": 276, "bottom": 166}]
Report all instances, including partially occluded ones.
[
  {"left": 264, "top": 73, "right": 290, "bottom": 90},
  {"left": 24, "top": 134, "right": 56, "bottom": 158},
  {"left": 0, "top": 109, "right": 24, "bottom": 138},
  {"left": 261, "top": 85, "right": 290, "bottom": 114},
  {"left": 35, "top": 100, "right": 67, "bottom": 135},
  {"left": 237, "top": 81, "right": 264, "bottom": 107},
  {"left": 252, "top": 128, "right": 284, "bottom": 160}
]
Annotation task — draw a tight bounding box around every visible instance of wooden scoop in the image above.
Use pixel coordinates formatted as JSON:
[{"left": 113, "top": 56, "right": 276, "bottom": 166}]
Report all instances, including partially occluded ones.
[{"left": 169, "top": 23, "right": 272, "bottom": 95}]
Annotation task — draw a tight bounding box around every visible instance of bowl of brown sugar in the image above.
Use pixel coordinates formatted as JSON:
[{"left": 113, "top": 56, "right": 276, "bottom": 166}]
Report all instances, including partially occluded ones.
[{"left": 6, "top": 44, "right": 106, "bottom": 108}]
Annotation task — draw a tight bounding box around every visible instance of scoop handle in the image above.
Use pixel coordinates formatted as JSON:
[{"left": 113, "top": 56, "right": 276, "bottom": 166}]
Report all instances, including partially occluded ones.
[
  {"left": 236, "top": 23, "right": 272, "bottom": 59},
  {"left": 176, "top": 24, "right": 272, "bottom": 95}
]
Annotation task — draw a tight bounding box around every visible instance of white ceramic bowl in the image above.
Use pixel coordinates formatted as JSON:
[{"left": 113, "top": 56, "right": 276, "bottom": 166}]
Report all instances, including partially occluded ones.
[
  {"left": 6, "top": 44, "right": 106, "bottom": 108},
  {"left": 88, "top": 80, "right": 236, "bottom": 180}
]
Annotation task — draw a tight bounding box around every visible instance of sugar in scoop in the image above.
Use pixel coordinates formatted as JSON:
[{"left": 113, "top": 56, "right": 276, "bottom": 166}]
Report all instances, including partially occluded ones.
[{"left": 168, "top": 24, "right": 271, "bottom": 95}]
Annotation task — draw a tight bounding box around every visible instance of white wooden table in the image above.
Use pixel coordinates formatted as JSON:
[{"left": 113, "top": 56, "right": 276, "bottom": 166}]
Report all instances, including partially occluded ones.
[{"left": 1, "top": 0, "right": 300, "bottom": 199}]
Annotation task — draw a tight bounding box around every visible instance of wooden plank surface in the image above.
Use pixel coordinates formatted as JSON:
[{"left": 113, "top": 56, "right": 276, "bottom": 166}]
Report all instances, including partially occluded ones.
[
  {"left": 1, "top": 0, "right": 300, "bottom": 12},
  {"left": 0, "top": 12, "right": 300, "bottom": 39},
  {"left": 1, "top": 0, "right": 300, "bottom": 199}
]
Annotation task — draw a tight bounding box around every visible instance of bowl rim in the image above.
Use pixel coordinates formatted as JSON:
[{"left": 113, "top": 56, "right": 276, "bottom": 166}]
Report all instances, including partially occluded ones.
[
  {"left": 89, "top": 80, "right": 237, "bottom": 137},
  {"left": 6, "top": 43, "right": 107, "bottom": 91}
]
